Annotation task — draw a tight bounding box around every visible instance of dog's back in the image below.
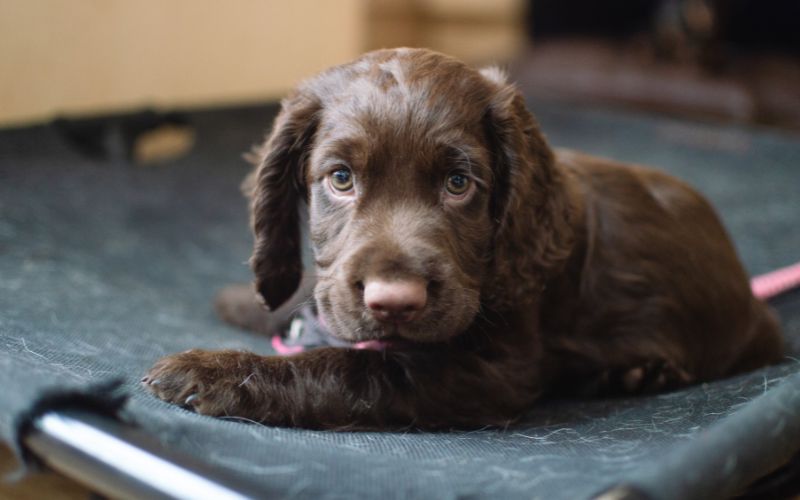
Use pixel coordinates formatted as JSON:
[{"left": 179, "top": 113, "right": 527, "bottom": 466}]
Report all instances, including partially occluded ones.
[{"left": 541, "top": 150, "right": 783, "bottom": 394}]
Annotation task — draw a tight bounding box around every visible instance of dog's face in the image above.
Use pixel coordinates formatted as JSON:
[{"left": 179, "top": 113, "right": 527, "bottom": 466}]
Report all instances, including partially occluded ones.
[
  {"left": 306, "top": 60, "right": 496, "bottom": 343},
  {"left": 249, "top": 49, "right": 571, "bottom": 345}
]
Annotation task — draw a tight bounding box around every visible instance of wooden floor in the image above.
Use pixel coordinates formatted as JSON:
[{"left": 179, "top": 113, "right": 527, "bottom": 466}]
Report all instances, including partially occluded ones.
[{"left": 0, "top": 445, "right": 90, "bottom": 500}]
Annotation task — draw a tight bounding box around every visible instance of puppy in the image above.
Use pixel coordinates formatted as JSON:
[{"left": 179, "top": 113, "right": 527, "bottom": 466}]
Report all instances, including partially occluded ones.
[{"left": 143, "top": 48, "right": 783, "bottom": 430}]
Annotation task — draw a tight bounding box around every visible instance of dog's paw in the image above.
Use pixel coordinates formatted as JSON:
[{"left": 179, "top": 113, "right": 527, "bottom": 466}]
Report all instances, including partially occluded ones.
[
  {"left": 584, "top": 359, "right": 694, "bottom": 397},
  {"left": 142, "top": 349, "right": 266, "bottom": 417},
  {"left": 616, "top": 360, "right": 694, "bottom": 394}
]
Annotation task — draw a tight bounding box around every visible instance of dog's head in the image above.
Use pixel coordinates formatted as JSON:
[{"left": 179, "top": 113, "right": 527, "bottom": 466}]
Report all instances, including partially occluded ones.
[{"left": 248, "top": 49, "right": 572, "bottom": 345}]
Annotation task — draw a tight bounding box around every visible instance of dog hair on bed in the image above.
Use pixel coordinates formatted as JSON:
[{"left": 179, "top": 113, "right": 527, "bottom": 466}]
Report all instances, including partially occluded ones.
[{"left": 144, "top": 48, "right": 784, "bottom": 430}]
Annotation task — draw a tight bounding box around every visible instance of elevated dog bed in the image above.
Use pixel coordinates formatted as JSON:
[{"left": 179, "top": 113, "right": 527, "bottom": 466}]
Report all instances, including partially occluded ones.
[{"left": 1, "top": 100, "right": 798, "bottom": 499}]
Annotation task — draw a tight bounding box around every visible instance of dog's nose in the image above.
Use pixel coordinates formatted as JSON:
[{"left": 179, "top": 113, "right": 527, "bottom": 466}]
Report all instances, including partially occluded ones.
[{"left": 363, "top": 278, "right": 427, "bottom": 323}]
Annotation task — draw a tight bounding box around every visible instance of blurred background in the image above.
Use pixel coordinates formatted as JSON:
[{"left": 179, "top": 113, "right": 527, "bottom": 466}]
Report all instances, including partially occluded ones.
[
  {"left": 1, "top": 3, "right": 799, "bottom": 497},
  {"left": 1, "top": 0, "right": 799, "bottom": 130}
]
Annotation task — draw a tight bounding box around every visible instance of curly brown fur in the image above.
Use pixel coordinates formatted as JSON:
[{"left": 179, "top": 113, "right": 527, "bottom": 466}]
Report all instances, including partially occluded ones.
[{"left": 144, "top": 48, "right": 783, "bottom": 430}]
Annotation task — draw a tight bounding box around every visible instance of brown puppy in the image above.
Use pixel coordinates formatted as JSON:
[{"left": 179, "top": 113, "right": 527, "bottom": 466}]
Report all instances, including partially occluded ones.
[{"left": 143, "top": 48, "right": 783, "bottom": 430}]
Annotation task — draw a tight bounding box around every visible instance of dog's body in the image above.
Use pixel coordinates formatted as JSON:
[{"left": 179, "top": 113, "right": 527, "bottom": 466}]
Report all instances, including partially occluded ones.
[{"left": 144, "top": 49, "right": 783, "bottom": 429}]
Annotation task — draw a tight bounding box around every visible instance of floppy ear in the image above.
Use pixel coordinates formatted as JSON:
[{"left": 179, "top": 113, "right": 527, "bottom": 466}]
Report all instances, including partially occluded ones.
[
  {"left": 248, "top": 90, "right": 320, "bottom": 310},
  {"left": 480, "top": 68, "right": 575, "bottom": 310}
]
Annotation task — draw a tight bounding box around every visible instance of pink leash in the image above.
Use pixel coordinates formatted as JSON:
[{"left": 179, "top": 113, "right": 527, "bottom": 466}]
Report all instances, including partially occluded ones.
[
  {"left": 271, "top": 261, "right": 800, "bottom": 356},
  {"left": 271, "top": 335, "right": 305, "bottom": 356},
  {"left": 751, "top": 261, "right": 800, "bottom": 300}
]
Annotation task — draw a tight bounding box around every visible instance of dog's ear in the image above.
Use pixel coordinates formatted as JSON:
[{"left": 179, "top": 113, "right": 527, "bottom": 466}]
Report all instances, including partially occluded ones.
[
  {"left": 248, "top": 90, "right": 320, "bottom": 310},
  {"left": 480, "top": 68, "right": 574, "bottom": 310}
]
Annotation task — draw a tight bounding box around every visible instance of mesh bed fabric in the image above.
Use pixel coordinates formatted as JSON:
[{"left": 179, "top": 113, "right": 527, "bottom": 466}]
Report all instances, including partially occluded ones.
[{"left": 1, "top": 101, "right": 799, "bottom": 500}]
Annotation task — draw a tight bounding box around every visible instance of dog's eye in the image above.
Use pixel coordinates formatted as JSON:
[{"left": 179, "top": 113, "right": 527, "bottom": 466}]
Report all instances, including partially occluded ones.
[
  {"left": 445, "top": 172, "right": 470, "bottom": 195},
  {"left": 330, "top": 168, "right": 354, "bottom": 192}
]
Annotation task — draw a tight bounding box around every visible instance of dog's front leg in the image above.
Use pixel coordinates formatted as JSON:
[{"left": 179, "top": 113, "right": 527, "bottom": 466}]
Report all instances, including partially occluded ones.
[{"left": 142, "top": 345, "right": 540, "bottom": 429}]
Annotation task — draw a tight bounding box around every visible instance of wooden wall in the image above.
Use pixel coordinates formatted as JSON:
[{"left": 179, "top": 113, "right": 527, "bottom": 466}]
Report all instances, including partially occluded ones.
[
  {"left": 0, "top": 0, "right": 525, "bottom": 126},
  {"left": 0, "top": 0, "right": 365, "bottom": 126}
]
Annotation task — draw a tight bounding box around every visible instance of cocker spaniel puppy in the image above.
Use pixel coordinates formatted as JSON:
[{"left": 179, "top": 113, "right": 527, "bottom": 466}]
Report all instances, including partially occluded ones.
[{"left": 143, "top": 48, "right": 783, "bottom": 429}]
